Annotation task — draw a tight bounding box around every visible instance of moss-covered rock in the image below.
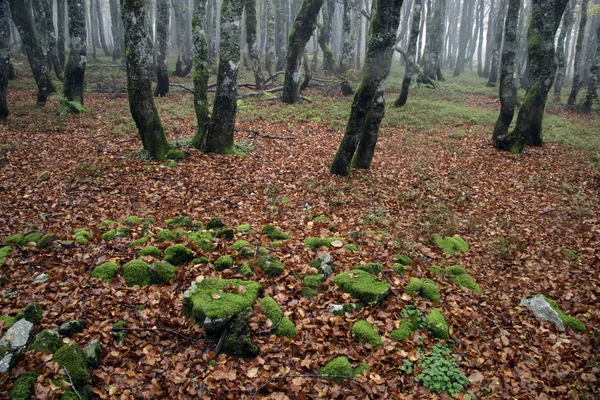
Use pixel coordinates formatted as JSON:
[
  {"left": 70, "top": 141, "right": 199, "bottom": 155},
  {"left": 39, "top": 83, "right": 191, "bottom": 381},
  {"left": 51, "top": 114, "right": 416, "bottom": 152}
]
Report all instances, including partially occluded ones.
[
  {"left": 30, "top": 329, "right": 62, "bottom": 353},
  {"left": 206, "top": 217, "right": 226, "bottom": 230},
  {"left": 54, "top": 343, "right": 90, "bottom": 386},
  {"left": 427, "top": 308, "right": 449, "bottom": 339},
  {"left": 165, "top": 215, "right": 194, "bottom": 228},
  {"left": 122, "top": 260, "right": 151, "bottom": 286},
  {"left": 138, "top": 245, "right": 162, "bottom": 258},
  {"left": 392, "top": 254, "right": 412, "bottom": 266},
  {"left": 236, "top": 223, "right": 251, "bottom": 232},
  {"left": 256, "top": 256, "right": 285, "bottom": 276},
  {"left": 431, "top": 265, "right": 482, "bottom": 294},
  {"left": 260, "top": 296, "right": 296, "bottom": 337},
  {"left": 238, "top": 246, "right": 255, "bottom": 258},
  {"left": 433, "top": 234, "right": 469, "bottom": 255},
  {"left": 345, "top": 243, "right": 358, "bottom": 251},
  {"left": 0, "top": 314, "right": 16, "bottom": 328},
  {"left": 328, "top": 303, "right": 363, "bottom": 315},
  {"left": 23, "top": 231, "right": 44, "bottom": 245},
  {"left": 257, "top": 246, "right": 269, "bottom": 256},
  {"left": 188, "top": 231, "right": 214, "bottom": 250},
  {"left": 543, "top": 296, "right": 586, "bottom": 332},
  {"left": 10, "top": 371, "right": 38, "bottom": 400},
  {"left": 16, "top": 303, "right": 43, "bottom": 323},
  {"left": 156, "top": 229, "right": 178, "bottom": 243},
  {"left": 260, "top": 225, "right": 291, "bottom": 240},
  {"left": 390, "top": 319, "right": 416, "bottom": 341},
  {"left": 99, "top": 220, "right": 118, "bottom": 230},
  {"left": 320, "top": 356, "right": 367, "bottom": 382},
  {"left": 392, "top": 263, "right": 405, "bottom": 275},
  {"left": 215, "top": 227, "right": 234, "bottom": 240},
  {"left": 333, "top": 269, "right": 391, "bottom": 305},
  {"left": 404, "top": 277, "right": 440, "bottom": 303},
  {"left": 166, "top": 149, "right": 186, "bottom": 160},
  {"left": 90, "top": 262, "right": 119, "bottom": 282},
  {"left": 149, "top": 261, "right": 177, "bottom": 284},
  {"left": 101, "top": 229, "right": 116, "bottom": 242},
  {"left": 221, "top": 311, "right": 258, "bottom": 358},
  {"left": 4, "top": 234, "right": 25, "bottom": 246},
  {"left": 129, "top": 236, "right": 150, "bottom": 247},
  {"left": 352, "top": 320, "right": 382, "bottom": 347},
  {"left": 304, "top": 237, "right": 340, "bottom": 249},
  {"left": 73, "top": 228, "right": 93, "bottom": 244},
  {"left": 301, "top": 286, "right": 318, "bottom": 298},
  {"left": 353, "top": 262, "right": 383, "bottom": 274},
  {"left": 84, "top": 339, "right": 103, "bottom": 368},
  {"left": 123, "top": 215, "right": 142, "bottom": 225},
  {"left": 303, "top": 274, "right": 324, "bottom": 289},
  {"left": 58, "top": 319, "right": 86, "bottom": 337},
  {"left": 237, "top": 262, "right": 253, "bottom": 277},
  {"left": 231, "top": 239, "right": 251, "bottom": 250},
  {"left": 214, "top": 255, "right": 234, "bottom": 271},
  {"left": 0, "top": 246, "right": 12, "bottom": 265},
  {"left": 163, "top": 244, "right": 194, "bottom": 266}
]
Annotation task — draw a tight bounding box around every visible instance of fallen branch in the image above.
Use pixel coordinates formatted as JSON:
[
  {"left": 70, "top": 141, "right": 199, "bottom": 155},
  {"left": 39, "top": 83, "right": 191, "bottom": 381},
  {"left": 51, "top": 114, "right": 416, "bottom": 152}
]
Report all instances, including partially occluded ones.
[
  {"left": 63, "top": 367, "right": 83, "bottom": 400},
  {"left": 264, "top": 71, "right": 285, "bottom": 85},
  {"left": 111, "top": 327, "right": 206, "bottom": 342},
  {"left": 256, "top": 314, "right": 284, "bottom": 335},
  {"left": 169, "top": 84, "right": 194, "bottom": 94},
  {"left": 149, "top": 176, "right": 169, "bottom": 181}
]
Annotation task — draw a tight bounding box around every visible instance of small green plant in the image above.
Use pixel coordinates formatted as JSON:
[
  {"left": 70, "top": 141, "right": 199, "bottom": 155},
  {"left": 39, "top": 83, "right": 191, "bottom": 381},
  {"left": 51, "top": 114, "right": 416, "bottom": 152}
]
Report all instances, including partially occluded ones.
[
  {"left": 50, "top": 93, "right": 88, "bottom": 114},
  {"left": 399, "top": 359, "right": 413, "bottom": 374},
  {"left": 416, "top": 343, "right": 469, "bottom": 396}
]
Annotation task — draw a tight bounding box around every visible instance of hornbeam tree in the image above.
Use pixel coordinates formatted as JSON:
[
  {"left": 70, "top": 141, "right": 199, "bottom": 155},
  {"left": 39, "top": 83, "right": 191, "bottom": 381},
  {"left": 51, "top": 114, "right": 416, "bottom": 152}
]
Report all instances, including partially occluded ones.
[
  {"left": 64, "top": 0, "right": 87, "bottom": 105},
  {"left": 330, "top": 0, "right": 404, "bottom": 176}
]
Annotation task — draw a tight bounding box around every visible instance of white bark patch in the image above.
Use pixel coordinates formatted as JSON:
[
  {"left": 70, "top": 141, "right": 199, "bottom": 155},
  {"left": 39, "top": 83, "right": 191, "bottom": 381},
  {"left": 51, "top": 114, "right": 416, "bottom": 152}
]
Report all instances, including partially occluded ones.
[
  {"left": 292, "top": 68, "right": 302, "bottom": 83},
  {"left": 228, "top": 60, "right": 239, "bottom": 73}
]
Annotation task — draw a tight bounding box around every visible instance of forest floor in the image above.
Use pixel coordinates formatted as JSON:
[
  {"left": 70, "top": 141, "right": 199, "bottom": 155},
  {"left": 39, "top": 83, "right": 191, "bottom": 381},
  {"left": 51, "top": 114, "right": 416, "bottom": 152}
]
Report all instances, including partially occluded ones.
[{"left": 0, "top": 57, "right": 599, "bottom": 399}]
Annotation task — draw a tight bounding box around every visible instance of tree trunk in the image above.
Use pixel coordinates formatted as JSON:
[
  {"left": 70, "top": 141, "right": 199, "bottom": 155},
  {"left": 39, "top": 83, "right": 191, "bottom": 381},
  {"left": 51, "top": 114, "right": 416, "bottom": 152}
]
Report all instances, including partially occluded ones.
[
  {"left": 330, "top": 0, "right": 404, "bottom": 176},
  {"left": 173, "top": 0, "right": 193, "bottom": 77},
  {"left": 422, "top": 0, "right": 445, "bottom": 81},
  {"left": 339, "top": 0, "right": 352, "bottom": 72},
  {"left": 90, "top": 0, "right": 100, "bottom": 58},
  {"left": 476, "top": 0, "right": 484, "bottom": 76},
  {"left": 275, "top": 0, "right": 287, "bottom": 70},
  {"left": 57, "top": 0, "right": 66, "bottom": 69},
  {"left": 353, "top": 0, "right": 361, "bottom": 69},
  {"left": 32, "top": 0, "right": 62, "bottom": 80},
  {"left": 486, "top": 0, "right": 507, "bottom": 86},
  {"left": 281, "top": 0, "right": 324, "bottom": 103},
  {"left": 191, "top": 0, "right": 210, "bottom": 148},
  {"left": 567, "top": 0, "right": 588, "bottom": 106},
  {"left": 64, "top": 0, "right": 87, "bottom": 104},
  {"left": 121, "top": 0, "right": 170, "bottom": 160},
  {"left": 483, "top": 0, "right": 494, "bottom": 77},
  {"left": 453, "top": 0, "right": 473, "bottom": 76},
  {"left": 205, "top": 0, "right": 244, "bottom": 153},
  {"left": 395, "top": 0, "right": 421, "bottom": 107},
  {"left": 154, "top": 0, "right": 169, "bottom": 97},
  {"left": 9, "top": 0, "right": 56, "bottom": 105},
  {"left": 95, "top": 0, "right": 111, "bottom": 56},
  {"left": 553, "top": 0, "right": 573, "bottom": 102},
  {"left": 246, "top": 0, "right": 266, "bottom": 90},
  {"left": 0, "top": 0, "right": 9, "bottom": 120},
  {"left": 265, "top": 0, "right": 275, "bottom": 74},
  {"left": 492, "top": 0, "right": 519, "bottom": 146},
  {"left": 318, "top": 0, "right": 335, "bottom": 72},
  {"left": 500, "top": 0, "right": 570, "bottom": 153},
  {"left": 581, "top": 21, "right": 599, "bottom": 112},
  {"left": 109, "top": 0, "right": 124, "bottom": 59}
]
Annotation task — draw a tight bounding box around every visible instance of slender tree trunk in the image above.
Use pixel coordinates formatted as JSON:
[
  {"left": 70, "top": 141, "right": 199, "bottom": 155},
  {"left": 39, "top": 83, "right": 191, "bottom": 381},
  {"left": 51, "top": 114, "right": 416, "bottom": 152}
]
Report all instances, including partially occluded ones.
[
  {"left": 492, "top": 0, "right": 519, "bottom": 146},
  {"left": 567, "top": 0, "right": 588, "bottom": 105},
  {"left": 109, "top": 0, "right": 123, "bottom": 59},
  {"left": 395, "top": 0, "right": 421, "bottom": 107},
  {"left": 318, "top": 0, "right": 335, "bottom": 72},
  {"left": 57, "top": 0, "right": 66, "bottom": 69},
  {"left": 173, "top": 0, "right": 193, "bottom": 76},
  {"left": 95, "top": 0, "right": 111, "bottom": 56},
  {"left": 282, "top": 0, "right": 324, "bottom": 103},
  {"left": 265, "top": 0, "right": 275, "bottom": 74},
  {"left": 90, "top": 0, "right": 100, "bottom": 58},
  {"left": 476, "top": 0, "right": 484, "bottom": 75},
  {"left": 422, "top": 0, "right": 445, "bottom": 80},
  {"left": 205, "top": 0, "right": 244, "bottom": 153},
  {"left": 355, "top": 0, "right": 362, "bottom": 68},
  {"left": 64, "top": 0, "right": 87, "bottom": 104},
  {"left": 191, "top": 0, "right": 210, "bottom": 148},
  {"left": 41, "top": 0, "right": 64, "bottom": 79},
  {"left": 246, "top": 0, "right": 266, "bottom": 90},
  {"left": 9, "top": 0, "right": 56, "bottom": 105},
  {"left": 0, "top": 0, "right": 9, "bottom": 120},
  {"left": 275, "top": 0, "right": 287, "bottom": 70},
  {"left": 339, "top": 0, "right": 352, "bottom": 72},
  {"left": 330, "top": 0, "right": 404, "bottom": 176},
  {"left": 487, "top": 0, "right": 507, "bottom": 86},
  {"left": 581, "top": 21, "right": 599, "bottom": 112},
  {"left": 121, "top": 0, "right": 170, "bottom": 160},
  {"left": 154, "top": 0, "right": 169, "bottom": 96},
  {"left": 453, "top": 0, "right": 473, "bottom": 76},
  {"left": 553, "top": 0, "right": 573, "bottom": 102},
  {"left": 483, "top": 0, "right": 494, "bottom": 77}
]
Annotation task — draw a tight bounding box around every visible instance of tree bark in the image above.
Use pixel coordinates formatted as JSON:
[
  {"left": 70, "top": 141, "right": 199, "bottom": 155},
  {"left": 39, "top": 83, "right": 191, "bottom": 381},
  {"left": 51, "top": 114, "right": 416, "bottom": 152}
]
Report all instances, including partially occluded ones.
[
  {"left": 339, "top": 0, "right": 352, "bottom": 72},
  {"left": 567, "top": 0, "right": 588, "bottom": 105},
  {"left": 453, "top": 0, "right": 473, "bottom": 76},
  {"left": 486, "top": 0, "right": 507, "bottom": 86},
  {"left": 64, "top": 0, "right": 87, "bottom": 105},
  {"left": 0, "top": 0, "right": 9, "bottom": 120},
  {"left": 173, "top": 0, "right": 193, "bottom": 77},
  {"left": 154, "top": 0, "right": 170, "bottom": 97},
  {"left": 275, "top": 0, "right": 287, "bottom": 70},
  {"left": 282, "top": 0, "right": 324, "bottom": 103},
  {"left": 581, "top": 21, "right": 599, "bottom": 113},
  {"left": 121, "top": 0, "right": 170, "bottom": 160},
  {"left": 492, "top": 0, "right": 519, "bottom": 146},
  {"left": 395, "top": 0, "right": 421, "bottom": 107},
  {"left": 353, "top": 0, "right": 362, "bottom": 69},
  {"left": 476, "top": 0, "right": 484, "bottom": 76},
  {"left": 90, "top": 0, "right": 100, "bottom": 58},
  {"left": 483, "top": 0, "right": 495, "bottom": 77},
  {"left": 265, "top": 0, "right": 275, "bottom": 74},
  {"left": 422, "top": 0, "right": 445, "bottom": 81},
  {"left": 330, "top": 0, "right": 404, "bottom": 176},
  {"left": 205, "top": 0, "right": 244, "bottom": 153},
  {"left": 191, "top": 0, "right": 210, "bottom": 148},
  {"left": 246, "top": 0, "right": 266, "bottom": 90},
  {"left": 553, "top": 0, "right": 573, "bottom": 102},
  {"left": 317, "top": 0, "right": 335, "bottom": 72},
  {"left": 95, "top": 0, "right": 111, "bottom": 56},
  {"left": 109, "top": 0, "right": 124, "bottom": 59},
  {"left": 9, "top": 0, "right": 56, "bottom": 105}
]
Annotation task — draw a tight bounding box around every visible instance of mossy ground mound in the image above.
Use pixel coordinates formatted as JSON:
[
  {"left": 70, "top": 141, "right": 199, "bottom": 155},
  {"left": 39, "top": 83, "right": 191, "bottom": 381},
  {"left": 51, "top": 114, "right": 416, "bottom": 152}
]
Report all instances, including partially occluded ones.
[
  {"left": 333, "top": 269, "right": 390, "bottom": 305},
  {"left": 73, "top": 228, "right": 93, "bottom": 244},
  {"left": 433, "top": 234, "right": 469, "bottom": 255},
  {"left": 352, "top": 320, "right": 382, "bottom": 347},
  {"left": 10, "top": 371, "right": 38, "bottom": 400},
  {"left": 353, "top": 263, "right": 383, "bottom": 274},
  {"left": 260, "top": 225, "right": 291, "bottom": 240},
  {"left": 405, "top": 277, "right": 440, "bottom": 303},
  {"left": 426, "top": 308, "right": 449, "bottom": 339},
  {"left": 260, "top": 296, "right": 297, "bottom": 337},
  {"left": 304, "top": 237, "right": 342, "bottom": 249},
  {"left": 90, "top": 262, "right": 119, "bottom": 282},
  {"left": 53, "top": 343, "right": 90, "bottom": 386},
  {"left": 214, "top": 255, "right": 234, "bottom": 271},
  {"left": 163, "top": 244, "right": 194, "bottom": 265},
  {"left": 320, "top": 356, "right": 369, "bottom": 382},
  {"left": 122, "top": 260, "right": 151, "bottom": 286},
  {"left": 431, "top": 265, "right": 482, "bottom": 294},
  {"left": 256, "top": 256, "right": 285, "bottom": 276},
  {"left": 138, "top": 245, "right": 162, "bottom": 258},
  {"left": 16, "top": 303, "right": 43, "bottom": 323},
  {"left": 30, "top": 329, "right": 62, "bottom": 353},
  {"left": 149, "top": 262, "right": 177, "bottom": 284}
]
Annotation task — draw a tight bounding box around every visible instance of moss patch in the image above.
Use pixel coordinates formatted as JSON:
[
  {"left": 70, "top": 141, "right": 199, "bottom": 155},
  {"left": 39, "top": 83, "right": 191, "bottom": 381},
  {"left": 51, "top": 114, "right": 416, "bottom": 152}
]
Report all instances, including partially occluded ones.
[
  {"left": 214, "top": 255, "right": 234, "bottom": 271},
  {"left": 260, "top": 225, "right": 291, "bottom": 240},
  {"left": 333, "top": 269, "right": 391, "bottom": 305},
  {"left": 432, "top": 265, "right": 482, "bottom": 294},
  {"left": 237, "top": 262, "right": 253, "bottom": 277},
  {"left": 256, "top": 256, "right": 285, "bottom": 276},
  {"left": 54, "top": 343, "right": 90, "bottom": 386},
  {"left": 216, "top": 227, "right": 234, "bottom": 240},
  {"left": 353, "top": 262, "right": 383, "bottom": 274},
  {"left": 188, "top": 231, "right": 214, "bottom": 250},
  {"left": 433, "top": 234, "right": 469, "bottom": 255},
  {"left": 303, "top": 274, "right": 324, "bottom": 288},
  {"left": 129, "top": 236, "right": 150, "bottom": 247},
  {"left": 260, "top": 296, "right": 297, "bottom": 337},
  {"left": 73, "top": 228, "right": 93, "bottom": 244},
  {"left": 16, "top": 302, "right": 43, "bottom": 323},
  {"left": 166, "top": 149, "right": 186, "bottom": 160},
  {"left": 138, "top": 245, "right": 162, "bottom": 258},
  {"left": 165, "top": 216, "right": 194, "bottom": 228},
  {"left": 543, "top": 296, "right": 586, "bottom": 332},
  {"left": 231, "top": 239, "right": 251, "bottom": 250},
  {"left": 0, "top": 246, "right": 12, "bottom": 265},
  {"left": 91, "top": 262, "right": 119, "bottom": 282},
  {"left": 30, "top": 329, "right": 62, "bottom": 353},
  {"left": 405, "top": 277, "right": 440, "bottom": 303},
  {"left": 427, "top": 308, "right": 449, "bottom": 339},
  {"left": 304, "top": 237, "right": 341, "bottom": 249},
  {"left": 392, "top": 254, "right": 412, "bottom": 266},
  {"left": 123, "top": 215, "right": 142, "bottom": 225},
  {"left": 236, "top": 223, "right": 251, "bottom": 232},
  {"left": 206, "top": 217, "right": 225, "bottom": 230},
  {"left": 10, "top": 371, "right": 39, "bottom": 400},
  {"left": 352, "top": 320, "right": 382, "bottom": 347},
  {"left": 156, "top": 229, "right": 178, "bottom": 242},
  {"left": 0, "top": 314, "right": 16, "bottom": 328},
  {"left": 149, "top": 262, "right": 177, "bottom": 284},
  {"left": 392, "top": 263, "right": 405, "bottom": 275},
  {"left": 320, "top": 356, "right": 368, "bottom": 382},
  {"left": 101, "top": 229, "right": 116, "bottom": 241},
  {"left": 164, "top": 244, "right": 194, "bottom": 265},
  {"left": 122, "top": 260, "right": 151, "bottom": 286},
  {"left": 58, "top": 319, "right": 86, "bottom": 337}
]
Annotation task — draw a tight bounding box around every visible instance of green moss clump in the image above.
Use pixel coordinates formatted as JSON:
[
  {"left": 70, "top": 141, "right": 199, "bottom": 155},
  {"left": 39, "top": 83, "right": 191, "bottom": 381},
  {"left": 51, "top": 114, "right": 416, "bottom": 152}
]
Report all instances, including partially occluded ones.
[
  {"left": 260, "top": 225, "right": 291, "bottom": 240},
  {"left": 257, "top": 247, "right": 269, "bottom": 256},
  {"left": 237, "top": 262, "right": 253, "bottom": 277},
  {"left": 73, "top": 228, "right": 93, "bottom": 244},
  {"left": 99, "top": 220, "right": 118, "bottom": 229},
  {"left": 163, "top": 244, "right": 194, "bottom": 266},
  {"left": 313, "top": 216, "right": 329, "bottom": 223},
  {"left": 150, "top": 262, "right": 177, "bottom": 284},
  {"left": 0, "top": 314, "right": 16, "bottom": 328},
  {"left": 221, "top": 311, "right": 258, "bottom": 358},
  {"left": 391, "top": 319, "right": 416, "bottom": 341},
  {"left": 260, "top": 296, "right": 297, "bottom": 337},
  {"left": 392, "top": 254, "right": 412, "bottom": 266},
  {"left": 561, "top": 248, "right": 578, "bottom": 260},
  {"left": 166, "top": 149, "right": 186, "bottom": 160},
  {"left": 54, "top": 343, "right": 90, "bottom": 386},
  {"left": 188, "top": 232, "right": 214, "bottom": 250},
  {"left": 236, "top": 224, "right": 251, "bottom": 232},
  {"left": 304, "top": 237, "right": 339, "bottom": 249},
  {"left": 427, "top": 308, "right": 449, "bottom": 339},
  {"left": 4, "top": 234, "right": 25, "bottom": 245},
  {"left": 231, "top": 239, "right": 251, "bottom": 250},
  {"left": 10, "top": 371, "right": 39, "bottom": 400},
  {"left": 239, "top": 246, "right": 255, "bottom": 258},
  {"left": 405, "top": 277, "right": 440, "bottom": 303},
  {"left": 352, "top": 320, "right": 382, "bottom": 347},
  {"left": 122, "top": 260, "right": 151, "bottom": 286},
  {"left": 256, "top": 256, "right": 285, "bottom": 276},
  {"left": 214, "top": 255, "right": 234, "bottom": 271},
  {"left": 345, "top": 244, "right": 358, "bottom": 251},
  {"left": 165, "top": 216, "right": 194, "bottom": 227},
  {"left": 392, "top": 263, "right": 405, "bottom": 275},
  {"left": 129, "top": 236, "right": 150, "bottom": 247},
  {"left": 354, "top": 362, "right": 370, "bottom": 376},
  {"left": 21, "top": 231, "right": 44, "bottom": 245},
  {"left": 16, "top": 302, "right": 43, "bottom": 323},
  {"left": 216, "top": 227, "right": 235, "bottom": 240},
  {"left": 84, "top": 339, "right": 103, "bottom": 368},
  {"left": 123, "top": 215, "right": 142, "bottom": 225},
  {"left": 101, "top": 230, "right": 116, "bottom": 242},
  {"left": 90, "top": 262, "right": 119, "bottom": 282},
  {"left": 433, "top": 234, "right": 469, "bottom": 255},
  {"left": 320, "top": 356, "right": 354, "bottom": 382},
  {"left": 543, "top": 296, "right": 586, "bottom": 332},
  {"left": 30, "top": 329, "right": 62, "bottom": 353},
  {"left": 433, "top": 265, "right": 482, "bottom": 294},
  {"left": 353, "top": 263, "right": 383, "bottom": 274},
  {"left": 301, "top": 286, "right": 318, "bottom": 298},
  {"left": 138, "top": 245, "right": 162, "bottom": 258},
  {"left": 156, "top": 229, "right": 177, "bottom": 243},
  {"left": 58, "top": 319, "right": 86, "bottom": 337},
  {"left": 303, "top": 274, "right": 324, "bottom": 288},
  {"left": 0, "top": 245, "right": 12, "bottom": 260},
  {"left": 206, "top": 217, "right": 226, "bottom": 230},
  {"left": 333, "top": 270, "right": 391, "bottom": 305},
  {"left": 194, "top": 256, "right": 208, "bottom": 264}
]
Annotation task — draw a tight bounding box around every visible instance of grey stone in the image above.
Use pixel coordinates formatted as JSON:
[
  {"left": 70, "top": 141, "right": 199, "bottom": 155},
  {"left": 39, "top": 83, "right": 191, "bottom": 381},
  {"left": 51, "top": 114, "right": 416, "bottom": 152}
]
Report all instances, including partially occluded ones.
[
  {"left": 84, "top": 339, "right": 103, "bottom": 368},
  {"left": 33, "top": 273, "right": 51, "bottom": 283},
  {"left": 0, "top": 353, "right": 13, "bottom": 374},
  {"left": 315, "top": 252, "right": 334, "bottom": 277},
  {"left": 519, "top": 294, "right": 565, "bottom": 331},
  {"left": 328, "top": 303, "right": 363, "bottom": 316},
  {"left": 58, "top": 319, "right": 86, "bottom": 337},
  {"left": 0, "top": 319, "right": 34, "bottom": 349}
]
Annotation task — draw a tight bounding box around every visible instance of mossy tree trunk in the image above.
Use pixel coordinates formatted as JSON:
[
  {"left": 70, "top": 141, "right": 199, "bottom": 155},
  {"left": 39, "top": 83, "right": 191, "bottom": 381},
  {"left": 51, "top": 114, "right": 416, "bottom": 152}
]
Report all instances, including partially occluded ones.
[
  {"left": 246, "top": 0, "right": 265, "bottom": 90},
  {"left": 581, "top": 22, "right": 599, "bottom": 113},
  {"left": 395, "top": 0, "right": 421, "bottom": 107},
  {"left": 9, "top": 0, "right": 56, "bottom": 105},
  {"left": 90, "top": 0, "right": 100, "bottom": 58},
  {"left": 38, "top": 0, "right": 63, "bottom": 79},
  {"left": 452, "top": 0, "right": 473, "bottom": 76},
  {"left": 492, "top": 0, "right": 519, "bottom": 146},
  {"left": 338, "top": 0, "right": 352, "bottom": 73},
  {"left": 353, "top": 0, "right": 361, "bottom": 69},
  {"left": 265, "top": 0, "right": 275, "bottom": 74},
  {"left": 94, "top": 0, "right": 111, "bottom": 56},
  {"left": 109, "top": 0, "right": 124, "bottom": 59},
  {"left": 191, "top": 0, "right": 210, "bottom": 149},
  {"left": 57, "top": 0, "right": 66, "bottom": 69},
  {"left": 0, "top": 0, "right": 9, "bottom": 120},
  {"left": 281, "top": 0, "right": 324, "bottom": 104},
  {"left": 553, "top": 0, "right": 573, "bottom": 103},
  {"left": 498, "top": 0, "right": 570, "bottom": 153},
  {"left": 154, "top": 0, "right": 170, "bottom": 97},
  {"left": 173, "top": 0, "right": 193, "bottom": 77},
  {"left": 64, "top": 0, "right": 87, "bottom": 105},
  {"left": 317, "top": 0, "right": 335, "bottom": 72},
  {"left": 275, "top": 0, "right": 287, "bottom": 70},
  {"left": 330, "top": 0, "right": 404, "bottom": 176},
  {"left": 486, "top": 0, "right": 507, "bottom": 86},
  {"left": 205, "top": 0, "right": 244, "bottom": 154},
  {"left": 567, "top": 0, "right": 588, "bottom": 106},
  {"left": 422, "top": 0, "right": 445, "bottom": 81},
  {"left": 483, "top": 0, "right": 495, "bottom": 77},
  {"left": 121, "top": 0, "right": 170, "bottom": 160}
]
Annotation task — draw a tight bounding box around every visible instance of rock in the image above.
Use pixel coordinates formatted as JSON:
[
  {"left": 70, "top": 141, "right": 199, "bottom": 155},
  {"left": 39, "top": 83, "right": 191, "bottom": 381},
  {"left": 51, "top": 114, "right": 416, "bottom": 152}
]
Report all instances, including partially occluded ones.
[
  {"left": 54, "top": 343, "right": 90, "bottom": 386},
  {"left": 59, "top": 319, "right": 86, "bottom": 337},
  {"left": 84, "top": 339, "right": 103, "bottom": 368},
  {"left": 16, "top": 303, "right": 43, "bottom": 323},
  {"left": 333, "top": 270, "right": 391, "bottom": 305},
  {"left": 328, "top": 303, "right": 363, "bottom": 315},
  {"left": 30, "top": 329, "right": 61, "bottom": 353},
  {"left": 256, "top": 256, "right": 285, "bottom": 276},
  {"left": 0, "top": 319, "right": 34, "bottom": 349},
  {"left": 519, "top": 294, "right": 565, "bottom": 331},
  {"left": 310, "top": 252, "right": 334, "bottom": 277},
  {"left": 0, "top": 353, "right": 14, "bottom": 374},
  {"left": 33, "top": 273, "right": 51, "bottom": 283}
]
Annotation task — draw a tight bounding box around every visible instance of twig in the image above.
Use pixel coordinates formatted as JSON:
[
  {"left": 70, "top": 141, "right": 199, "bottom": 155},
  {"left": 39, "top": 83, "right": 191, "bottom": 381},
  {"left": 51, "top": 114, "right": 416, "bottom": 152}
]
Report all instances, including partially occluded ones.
[
  {"left": 264, "top": 71, "right": 285, "bottom": 85},
  {"left": 256, "top": 314, "right": 284, "bottom": 335},
  {"left": 250, "top": 131, "right": 297, "bottom": 140},
  {"left": 539, "top": 209, "right": 554, "bottom": 216},
  {"left": 63, "top": 367, "right": 83, "bottom": 400},
  {"left": 111, "top": 327, "right": 206, "bottom": 342},
  {"left": 169, "top": 83, "right": 194, "bottom": 93},
  {"left": 214, "top": 324, "right": 230, "bottom": 356},
  {"left": 149, "top": 176, "right": 169, "bottom": 181}
]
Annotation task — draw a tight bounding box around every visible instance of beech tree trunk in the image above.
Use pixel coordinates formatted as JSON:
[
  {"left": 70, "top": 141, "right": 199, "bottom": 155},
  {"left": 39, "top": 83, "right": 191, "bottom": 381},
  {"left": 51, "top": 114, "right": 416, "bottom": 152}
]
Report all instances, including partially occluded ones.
[
  {"left": 191, "top": 0, "right": 210, "bottom": 148},
  {"left": 9, "top": 0, "right": 56, "bottom": 105},
  {"left": 205, "top": 0, "right": 244, "bottom": 153},
  {"left": 339, "top": 0, "right": 352, "bottom": 72},
  {"left": 173, "top": 0, "right": 193, "bottom": 77},
  {"left": 476, "top": 0, "right": 484, "bottom": 76},
  {"left": 265, "top": 0, "right": 275, "bottom": 74},
  {"left": 64, "top": 0, "right": 87, "bottom": 105},
  {"left": 483, "top": 0, "right": 494, "bottom": 77},
  {"left": 492, "top": 0, "right": 519, "bottom": 146},
  {"left": 395, "top": 0, "right": 421, "bottom": 107},
  {"left": 567, "top": 0, "right": 588, "bottom": 105},
  {"left": 318, "top": 0, "right": 335, "bottom": 72},
  {"left": 0, "top": 0, "right": 9, "bottom": 120},
  {"left": 121, "top": 0, "right": 170, "bottom": 160},
  {"left": 581, "top": 22, "right": 599, "bottom": 112},
  {"left": 57, "top": 0, "right": 66, "bottom": 69},
  {"left": 154, "top": 0, "right": 169, "bottom": 97},
  {"left": 94, "top": 0, "right": 111, "bottom": 56},
  {"left": 275, "top": 0, "right": 287, "bottom": 70},
  {"left": 330, "top": 0, "right": 404, "bottom": 176},
  {"left": 553, "top": 0, "right": 573, "bottom": 102},
  {"left": 422, "top": 0, "right": 445, "bottom": 80},
  {"left": 246, "top": 0, "right": 266, "bottom": 90},
  {"left": 486, "top": 0, "right": 507, "bottom": 86},
  {"left": 453, "top": 0, "right": 473, "bottom": 76},
  {"left": 282, "top": 0, "right": 324, "bottom": 103},
  {"left": 109, "top": 0, "right": 124, "bottom": 59}
]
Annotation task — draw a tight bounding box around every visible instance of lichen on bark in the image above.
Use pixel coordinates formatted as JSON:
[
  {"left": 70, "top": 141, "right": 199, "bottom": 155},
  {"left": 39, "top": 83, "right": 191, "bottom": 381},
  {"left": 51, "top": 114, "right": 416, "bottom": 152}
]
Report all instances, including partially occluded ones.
[
  {"left": 64, "top": 0, "right": 87, "bottom": 105},
  {"left": 154, "top": 0, "right": 170, "bottom": 97},
  {"left": 191, "top": 0, "right": 210, "bottom": 149},
  {"left": 0, "top": 0, "right": 10, "bottom": 120}
]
